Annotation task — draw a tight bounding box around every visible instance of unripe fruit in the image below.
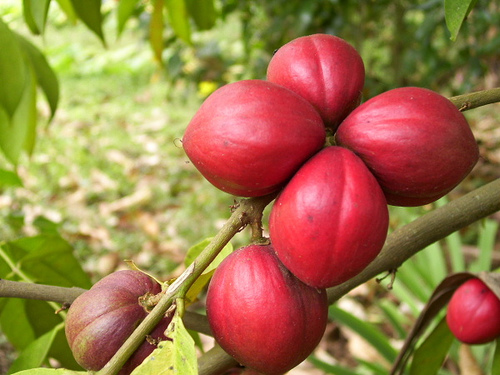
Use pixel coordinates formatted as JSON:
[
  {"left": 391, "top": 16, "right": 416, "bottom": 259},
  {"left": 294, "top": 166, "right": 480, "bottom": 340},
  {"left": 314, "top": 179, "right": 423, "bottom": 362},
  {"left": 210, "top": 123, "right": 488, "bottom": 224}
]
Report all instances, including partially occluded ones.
[
  {"left": 267, "top": 34, "right": 365, "bottom": 131},
  {"left": 335, "top": 87, "right": 479, "bottom": 206},
  {"left": 182, "top": 79, "right": 326, "bottom": 197},
  {"left": 206, "top": 244, "right": 328, "bottom": 375},
  {"left": 65, "top": 270, "right": 171, "bottom": 374},
  {"left": 269, "top": 146, "right": 389, "bottom": 288},
  {"left": 446, "top": 278, "right": 500, "bottom": 345}
]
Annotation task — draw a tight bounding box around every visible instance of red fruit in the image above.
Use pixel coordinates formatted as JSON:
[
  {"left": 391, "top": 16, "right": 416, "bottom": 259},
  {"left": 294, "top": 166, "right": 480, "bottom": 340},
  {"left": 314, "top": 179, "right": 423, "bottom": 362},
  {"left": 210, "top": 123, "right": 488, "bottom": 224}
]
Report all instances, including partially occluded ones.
[
  {"left": 267, "top": 34, "right": 365, "bottom": 131},
  {"left": 335, "top": 87, "right": 479, "bottom": 206},
  {"left": 206, "top": 244, "right": 328, "bottom": 375},
  {"left": 446, "top": 278, "right": 500, "bottom": 345},
  {"left": 269, "top": 146, "right": 389, "bottom": 288},
  {"left": 182, "top": 79, "right": 326, "bottom": 197},
  {"left": 65, "top": 270, "right": 171, "bottom": 374}
]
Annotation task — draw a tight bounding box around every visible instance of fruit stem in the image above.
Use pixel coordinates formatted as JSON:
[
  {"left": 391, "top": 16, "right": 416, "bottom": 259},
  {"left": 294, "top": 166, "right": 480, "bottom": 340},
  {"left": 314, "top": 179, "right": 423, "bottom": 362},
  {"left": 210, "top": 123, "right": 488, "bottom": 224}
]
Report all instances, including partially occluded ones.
[
  {"left": 449, "top": 87, "right": 500, "bottom": 111},
  {"left": 96, "top": 192, "right": 277, "bottom": 375}
]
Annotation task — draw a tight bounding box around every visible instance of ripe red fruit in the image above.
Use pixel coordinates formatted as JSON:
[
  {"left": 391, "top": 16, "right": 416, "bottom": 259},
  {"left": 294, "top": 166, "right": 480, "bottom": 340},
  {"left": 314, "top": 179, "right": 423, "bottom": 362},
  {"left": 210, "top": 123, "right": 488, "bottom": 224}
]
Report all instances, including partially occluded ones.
[
  {"left": 335, "top": 87, "right": 479, "bottom": 206},
  {"left": 206, "top": 244, "right": 328, "bottom": 375},
  {"left": 65, "top": 270, "right": 171, "bottom": 374},
  {"left": 269, "top": 146, "right": 389, "bottom": 288},
  {"left": 267, "top": 34, "right": 365, "bottom": 131},
  {"left": 182, "top": 79, "right": 326, "bottom": 197},
  {"left": 446, "top": 278, "right": 500, "bottom": 345}
]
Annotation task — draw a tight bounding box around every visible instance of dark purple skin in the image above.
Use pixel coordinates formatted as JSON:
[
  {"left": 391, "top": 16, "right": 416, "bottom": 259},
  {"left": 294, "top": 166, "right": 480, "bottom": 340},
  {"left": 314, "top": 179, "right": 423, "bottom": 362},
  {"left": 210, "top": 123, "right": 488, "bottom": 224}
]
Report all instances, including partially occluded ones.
[
  {"left": 267, "top": 33, "right": 365, "bottom": 131},
  {"left": 269, "top": 146, "right": 389, "bottom": 288},
  {"left": 446, "top": 278, "right": 500, "bottom": 345},
  {"left": 65, "top": 270, "right": 171, "bottom": 374},
  {"left": 182, "top": 79, "right": 326, "bottom": 197},
  {"left": 206, "top": 244, "right": 328, "bottom": 375},
  {"left": 335, "top": 87, "right": 479, "bottom": 206}
]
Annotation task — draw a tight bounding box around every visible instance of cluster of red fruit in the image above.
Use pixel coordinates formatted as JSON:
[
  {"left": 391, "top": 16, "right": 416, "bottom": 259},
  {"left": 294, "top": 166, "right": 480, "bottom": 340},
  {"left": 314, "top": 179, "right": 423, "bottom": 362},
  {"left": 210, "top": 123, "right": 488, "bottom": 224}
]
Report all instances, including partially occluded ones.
[
  {"left": 63, "top": 34, "right": 483, "bottom": 375},
  {"left": 183, "top": 34, "right": 479, "bottom": 373}
]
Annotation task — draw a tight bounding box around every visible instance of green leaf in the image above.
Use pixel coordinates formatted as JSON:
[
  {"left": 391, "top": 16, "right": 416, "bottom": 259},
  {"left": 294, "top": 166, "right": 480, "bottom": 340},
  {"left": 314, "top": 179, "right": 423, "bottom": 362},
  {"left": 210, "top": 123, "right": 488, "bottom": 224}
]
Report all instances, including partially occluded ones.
[
  {"left": 444, "top": 0, "right": 478, "bottom": 41},
  {"left": 409, "top": 317, "right": 454, "bottom": 375},
  {"left": 0, "top": 168, "right": 23, "bottom": 187},
  {"left": 329, "top": 305, "right": 398, "bottom": 363},
  {"left": 54, "top": 0, "right": 77, "bottom": 24},
  {"left": 6, "top": 235, "right": 92, "bottom": 288},
  {"left": 470, "top": 219, "right": 499, "bottom": 272},
  {"left": 7, "top": 323, "right": 62, "bottom": 374},
  {"left": 150, "top": 0, "right": 164, "bottom": 62},
  {"left": 492, "top": 338, "right": 500, "bottom": 375},
  {"left": 11, "top": 369, "right": 86, "bottom": 375},
  {"left": 164, "top": 0, "right": 191, "bottom": 44},
  {"left": 0, "top": 62, "right": 37, "bottom": 164},
  {"left": 69, "top": 0, "right": 105, "bottom": 44},
  {"left": 0, "top": 18, "right": 28, "bottom": 118},
  {"left": 184, "top": 237, "right": 233, "bottom": 273},
  {"left": 117, "top": 0, "right": 141, "bottom": 36},
  {"left": 186, "top": 0, "right": 216, "bottom": 30},
  {"left": 22, "top": 0, "right": 51, "bottom": 35},
  {"left": 131, "top": 311, "right": 197, "bottom": 374},
  {"left": 15, "top": 33, "right": 59, "bottom": 121},
  {"left": 0, "top": 299, "right": 36, "bottom": 350},
  {"left": 390, "top": 272, "right": 476, "bottom": 375}
]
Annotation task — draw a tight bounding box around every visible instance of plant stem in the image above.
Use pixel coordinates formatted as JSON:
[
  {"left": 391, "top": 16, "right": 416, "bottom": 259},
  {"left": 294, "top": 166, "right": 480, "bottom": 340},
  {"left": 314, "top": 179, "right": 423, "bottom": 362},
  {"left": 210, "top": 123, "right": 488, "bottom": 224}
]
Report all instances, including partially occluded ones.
[
  {"left": 96, "top": 193, "right": 277, "bottom": 375},
  {"left": 197, "top": 177, "right": 500, "bottom": 374},
  {"left": 0, "top": 279, "right": 85, "bottom": 305},
  {"left": 449, "top": 87, "right": 500, "bottom": 111}
]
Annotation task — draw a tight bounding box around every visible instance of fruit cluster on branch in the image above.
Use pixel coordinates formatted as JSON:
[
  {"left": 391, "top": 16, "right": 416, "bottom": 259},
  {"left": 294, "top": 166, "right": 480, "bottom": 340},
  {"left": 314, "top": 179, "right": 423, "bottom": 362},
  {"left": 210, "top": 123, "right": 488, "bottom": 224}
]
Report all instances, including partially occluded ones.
[{"left": 59, "top": 33, "right": 498, "bottom": 375}]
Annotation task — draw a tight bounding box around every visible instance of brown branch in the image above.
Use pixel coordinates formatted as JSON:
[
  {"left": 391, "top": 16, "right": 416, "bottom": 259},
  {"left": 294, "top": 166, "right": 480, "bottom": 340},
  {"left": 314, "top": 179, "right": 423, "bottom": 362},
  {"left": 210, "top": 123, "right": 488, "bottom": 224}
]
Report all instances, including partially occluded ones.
[
  {"left": 449, "top": 87, "right": 500, "bottom": 111},
  {"left": 0, "top": 279, "right": 86, "bottom": 305}
]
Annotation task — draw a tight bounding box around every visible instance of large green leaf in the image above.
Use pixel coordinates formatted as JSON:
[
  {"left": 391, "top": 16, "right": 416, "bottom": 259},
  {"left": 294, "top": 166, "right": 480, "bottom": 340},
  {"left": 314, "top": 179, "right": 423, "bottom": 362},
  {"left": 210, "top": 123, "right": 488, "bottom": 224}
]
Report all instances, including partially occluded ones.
[
  {"left": 5, "top": 235, "right": 92, "bottom": 288},
  {"left": 53, "top": 0, "right": 77, "bottom": 24},
  {"left": 117, "top": 0, "right": 141, "bottom": 36},
  {"left": 409, "top": 318, "right": 454, "bottom": 375},
  {"left": 7, "top": 323, "right": 62, "bottom": 374},
  {"left": 0, "top": 168, "right": 23, "bottom": 188},
  {"left": 150, "top": 0, "right": 164, "bottom": 62},
  {"left": 492, "top": 339, "right": 500, "bottom": 375},
  {"left": 131, "top": 311, "right": 197, "bottom": 374},
  {"left": 0, "top": 18, "right": 28, "bottom": 118},
  {"left": 444, "top": 0, "right": 478, "bottom": 41},
  {"left": 16, "top": 32, "right": 60, "bottom": 121},
  {"left": 186, "top": 0, "right": 216, "bottom": 30},
  {"left": 0, "top": 298, "right": 36, "bottom": 350},
  {"left": 69, "top": 0, "right": 105, "bottom": 44},
  {"left": 22, "top": 0, "right": 51, "bottom": 35},
  {"left": 0, "top": 63, "right": 36, "bottom": 164},
  {"left": 164, "top": 0, "right": 191, "bottom": 45}
]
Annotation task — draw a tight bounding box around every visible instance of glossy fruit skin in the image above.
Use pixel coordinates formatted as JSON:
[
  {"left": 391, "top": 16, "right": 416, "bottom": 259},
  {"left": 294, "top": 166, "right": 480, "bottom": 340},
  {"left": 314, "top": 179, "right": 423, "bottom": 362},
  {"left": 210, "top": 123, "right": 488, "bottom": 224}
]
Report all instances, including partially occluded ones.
[
  {"left": 267, "top": 34, "right": 365, "bottom": 131},
  {"left": 269, "top": 146, "right": 389, "bottom": 288},
  {"left": 182, "top": 79, "right": 326, "bottom": 197},
  {"left": 335, "top": 87, "right": 479, "bottom": 206},
  {"left": 206, "top": 244, "right": 328, "bottom": 375},
  {"left": 446, "top": 278, "right": 500, "bottom": 345},
  {"left": 65, "top": 270, "right": 171, "bottom": 374}
]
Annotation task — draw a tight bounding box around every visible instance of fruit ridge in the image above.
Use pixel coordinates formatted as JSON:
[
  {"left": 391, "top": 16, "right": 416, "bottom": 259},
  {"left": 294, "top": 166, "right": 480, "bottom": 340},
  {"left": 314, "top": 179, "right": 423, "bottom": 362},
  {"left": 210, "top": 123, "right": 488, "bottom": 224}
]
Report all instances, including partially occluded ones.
[{"left": 269, "top": 146, "right": 389, "bottom": 288}]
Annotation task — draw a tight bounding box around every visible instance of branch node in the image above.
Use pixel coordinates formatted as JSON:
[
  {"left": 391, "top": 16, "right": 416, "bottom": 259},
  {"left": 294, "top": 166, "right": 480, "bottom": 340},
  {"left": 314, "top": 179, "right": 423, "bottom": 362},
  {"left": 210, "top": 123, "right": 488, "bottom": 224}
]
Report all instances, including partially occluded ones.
[{"left": 376, "top": 268, "right": 398, "bottom": 289}]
